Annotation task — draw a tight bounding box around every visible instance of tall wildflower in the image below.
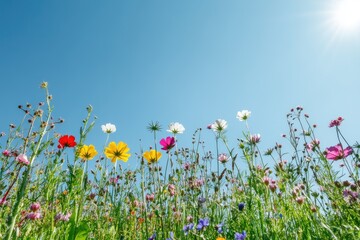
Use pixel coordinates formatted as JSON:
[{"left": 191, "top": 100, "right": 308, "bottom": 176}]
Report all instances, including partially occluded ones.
[
  {"left": 143, "top": 149, "right": 162, "bottom": 164},
  {"left": 236, "top": 110, "right": 251, "bottom": 121},
  {"left": 210, "top": 119, "right": 228, "bottom": 133},
  {"left": 78, "top": 144, "right": 98, "bottom": 160},
  {"left": 167, "top": 122, "right": 185, "bottom": 134},
  {"left": 104, "top": 141, "right": 131, "bottom": 163},
  {"left": 101, "top": 123, "right": 116, "bottom": 133}
]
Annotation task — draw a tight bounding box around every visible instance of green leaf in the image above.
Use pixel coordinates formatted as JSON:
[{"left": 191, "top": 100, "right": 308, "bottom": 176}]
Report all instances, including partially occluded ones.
[{"left": 75, "top": 221, "right": 91, "bottom": 240}]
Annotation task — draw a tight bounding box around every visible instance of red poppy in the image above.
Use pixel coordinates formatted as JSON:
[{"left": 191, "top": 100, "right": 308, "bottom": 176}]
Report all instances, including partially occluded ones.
[{"left": 58, "top": 135, "right": 77, "bottom": 149}]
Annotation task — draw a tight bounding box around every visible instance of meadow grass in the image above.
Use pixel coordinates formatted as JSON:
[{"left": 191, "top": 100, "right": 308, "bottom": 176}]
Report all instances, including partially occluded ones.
[{"left": 0, "top": 83, "right": 359, "bottom": 239}]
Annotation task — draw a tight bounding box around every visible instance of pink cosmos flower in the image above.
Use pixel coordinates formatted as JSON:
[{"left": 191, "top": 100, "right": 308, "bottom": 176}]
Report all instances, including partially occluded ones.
[
  {"left": 2, "top": 150, "right": 11, "bottom": 157},
  {"left": 159, "top": 137, "right": 176, "bottom": 151},
  {"left": 218, "top": 153, "right": 229, "bottom": 163},
  {"left": 30, "top": 202, "right": 41, "bottom": 212},
  {"left": 325, "top": 144, "right": 353, "bottom": 160},
  {"left": 26, "top": 212, "right": 41, "bottom": 220},
  {"left": 16, "top": 154, "right": 30, "bottom": 165},
  {"left": 329, "top": 117, "right": 344, "bottom": 128}
]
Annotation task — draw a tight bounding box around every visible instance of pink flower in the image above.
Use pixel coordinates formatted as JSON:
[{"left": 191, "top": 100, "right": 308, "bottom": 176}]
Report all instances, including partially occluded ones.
[
  {"left": 263, "top": 176, "right": 271, "bottom": 186},
  {"left": 146, "top": 193, "right": 155, "bottom": 202},
  {"left": 109, "top": 176, "right": 119, "bottom": 184},
  {"left": 168, "top": 184, "right": 176, "bottom": 196},
  {"left": 55, "top": 212, "right": 71, "bottom": 222},
  {"left": 325, "top": 144, "right": 353, "bottom": 160},
  {"left": 2, "top": 150, "right": 11, "bottom": 157},
  {"left": 30, "top": 202, "right": 41, "bottom": 212},
  {"left": 159, "top": 137, "right": 176, "bottom": 151},
  {"left": 183, "top": 162, "right": 191, "bottom": 171},
  {"left": 329, "top": 117, "right": 344, "bottom": 128},
  {"left": 26, "top": 212, "right": 41, "bottom": 220},
  {"left": 218, "top": 153, "right": 228, "bottom": 163},
  {"left": 16, "top": 154, "right": 30, "bottom": 165},
  {"left": 306, "top": 143, "right": 313, "bottom": 152},
  {"left": 249, "top": 134, "right": 261, "bottom": 144},
  {"left": 296, "top": 196, "right": 305, "bottom": 205}
]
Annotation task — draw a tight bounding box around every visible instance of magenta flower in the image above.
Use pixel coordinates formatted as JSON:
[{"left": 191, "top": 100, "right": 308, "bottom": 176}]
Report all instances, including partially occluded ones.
[
  {"left": 30, "top": 202, "right": 41, "bottom": 212},
  {"left": 16, "top": 154, "right": 30, "bottom": 165},
  {"left": 325, "top": 144, "right": 353, "bottom": 160},
  {"left": 26, "top": 212, "right": 41, "bottom": 220},
  {"left": 160, "top": 137, "right": 176, "bottom": 151},
  {"left": 2, "top": 150, "right": 11, "bottom": 157},
  {"left": 329, "top": 117, "right": 344, "bottom": 128}
]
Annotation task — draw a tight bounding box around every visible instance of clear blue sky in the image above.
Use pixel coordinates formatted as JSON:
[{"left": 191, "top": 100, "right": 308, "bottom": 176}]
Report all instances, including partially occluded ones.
[{"left": 1, "top": 1, "right": 359, "bottom": 168}]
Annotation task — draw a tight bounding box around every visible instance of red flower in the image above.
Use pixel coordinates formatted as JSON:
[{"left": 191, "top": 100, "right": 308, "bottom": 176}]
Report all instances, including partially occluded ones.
[{"left": 58, "top": 135, "right": 77, "bottom": 149}]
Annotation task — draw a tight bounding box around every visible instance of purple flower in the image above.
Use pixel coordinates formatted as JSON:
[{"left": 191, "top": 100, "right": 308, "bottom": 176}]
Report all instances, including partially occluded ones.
[
  {"left": 166, "top": 232, "right": 174, "bottom": 240},
  {"left": 183, "top": 223, "right": 194, "bottom": 235},
  {"left": 235, "top": 231, "right": 247, "bottom": 240},
  {"left": 148, "top": 232, "right": 156, "bottom": 240},
  {"left": 196, "top": 218, "right": 209, "bottom": 231},
  {"left": 215, "top": 222, "right": 224, "bottom": 233}
]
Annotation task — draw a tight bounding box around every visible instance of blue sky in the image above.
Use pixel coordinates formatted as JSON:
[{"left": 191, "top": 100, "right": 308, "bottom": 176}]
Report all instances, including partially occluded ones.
[{"left": 0, "top": 1, "right": 359, "bottom": 168}]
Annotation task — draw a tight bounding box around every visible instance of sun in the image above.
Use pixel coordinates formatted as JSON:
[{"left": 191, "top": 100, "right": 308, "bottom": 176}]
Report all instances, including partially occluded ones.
[{"left": 331, "top": 0, "right": 360, "bottom": 31}]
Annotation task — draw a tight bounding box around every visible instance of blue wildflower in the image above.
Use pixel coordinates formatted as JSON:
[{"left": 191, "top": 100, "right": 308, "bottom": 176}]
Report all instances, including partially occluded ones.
[
  {"left": 148, "top": 232, "right": 156, "bottom": 240},
  {"left": 235, "top": 231, "right": 246, "bottom": 240},
  {"left": 183, "top": 223, "right": 194, "bottom": 235},
  {"left": 166, "top": 231, "right": 174, "bottom": 240},
  {"left": 215, "top": 222, "right": 224, "bottom": 233},
  {"left": 198, "top": 196, "right": 206, "bottom": 204},
  {"left": 196, "top": 218, "right": 210, "bottom": 231},
  {"left": 238, "top": 202, "right": 245, "bottom": 211}
]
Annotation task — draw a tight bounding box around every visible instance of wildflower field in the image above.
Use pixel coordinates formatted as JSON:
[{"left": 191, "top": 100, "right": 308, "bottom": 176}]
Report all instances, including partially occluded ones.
[{"left": 0, "top": 83, "right": 359, "bottom": 240}]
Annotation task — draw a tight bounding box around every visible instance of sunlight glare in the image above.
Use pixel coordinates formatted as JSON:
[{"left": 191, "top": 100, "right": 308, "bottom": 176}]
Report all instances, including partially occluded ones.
[{"left": 332, "top": 0, "right": 360, "bottom": 31}]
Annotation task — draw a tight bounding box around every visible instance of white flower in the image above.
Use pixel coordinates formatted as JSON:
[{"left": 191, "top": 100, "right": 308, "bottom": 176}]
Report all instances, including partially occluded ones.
[
  {"left": 211, "top": 119, "right": 228, "bottom": 133},
  {"left": 167, "top": 122, "right": 185, "bottom": 134},
  {"left": 101, "top": 123, "right": 116, "bottom": 134},
  {"left": 236, "top": 110, "right": 251, "bottom": 121}
]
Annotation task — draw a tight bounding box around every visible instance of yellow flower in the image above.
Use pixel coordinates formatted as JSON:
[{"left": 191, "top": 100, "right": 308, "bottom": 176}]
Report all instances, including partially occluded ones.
[
  {"left": 216, "top": 237, "right": 226, "bottom": 240},
  {"left": 105, "top": 141, "right": 131, "bottom": 163},
  {"left": 143, "top": 149, "right": 162, "bottom": 164},
  {"left": 79, "top": 144, "right": 98, "bottom": 160}
]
